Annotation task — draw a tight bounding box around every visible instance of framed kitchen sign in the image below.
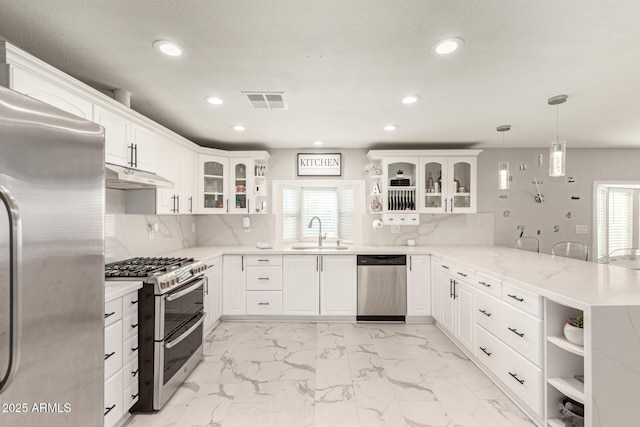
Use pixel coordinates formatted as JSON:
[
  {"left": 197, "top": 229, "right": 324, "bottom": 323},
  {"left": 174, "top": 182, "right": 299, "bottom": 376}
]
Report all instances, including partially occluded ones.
[{"left": 297, "top": 153, "right": 342, "bottom": 176}]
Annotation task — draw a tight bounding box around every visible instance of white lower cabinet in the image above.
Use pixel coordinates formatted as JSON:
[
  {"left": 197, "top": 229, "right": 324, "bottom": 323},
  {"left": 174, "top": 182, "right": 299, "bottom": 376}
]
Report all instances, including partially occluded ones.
[
  {"left": 283, "top": 254, "right": 356, "bottom": 316},
  {"left": 407, "top": 255, "right": 431, "bottom": 317},
  {"left": 222, "top": 255, "right": 246, "bottom": 315},
  {"left": 246, "top": 291, "right": 283, "bottom": 315},
  {"left": 438, "top": 273, "right": 456, "bottom": 335},
  {"left": 104, "top": 288, "right": 140, "bottom": 427},
  {"left": 283, "top": 255, "right": 320, "bottom": 315},
  {"left": 204, "top": 256, "right": 222, "bottom": 335},
  {"left": 455, "top": 280, "right": 475, "bottom": 352},
  {"left": 430, "top": 256, "right": 441, "bottom": 321}
]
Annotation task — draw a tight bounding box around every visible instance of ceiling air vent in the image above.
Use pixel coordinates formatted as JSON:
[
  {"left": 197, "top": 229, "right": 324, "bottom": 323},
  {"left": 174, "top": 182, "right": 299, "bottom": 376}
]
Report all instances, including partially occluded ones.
[{"left": 242, "top": 92, "right": 288, "bottom": 109}]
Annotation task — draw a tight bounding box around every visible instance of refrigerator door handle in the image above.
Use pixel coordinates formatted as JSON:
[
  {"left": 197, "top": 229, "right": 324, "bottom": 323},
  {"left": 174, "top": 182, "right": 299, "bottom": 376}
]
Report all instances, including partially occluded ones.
[{"left": 0, "top": 185, "right": 22, "bottom": 395}]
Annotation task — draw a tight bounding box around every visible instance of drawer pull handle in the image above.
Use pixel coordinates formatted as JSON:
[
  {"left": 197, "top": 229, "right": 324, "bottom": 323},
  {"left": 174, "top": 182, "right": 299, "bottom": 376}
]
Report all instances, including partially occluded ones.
[
  {"left": 441, "top": 265, "right": 449, "bottom": 269},
  {"left": 478, "top": 281, "right": 491, "bottom": 287},
  {"left": 104, "top": 404, "right": 116, "bottom": 416},
  {"left": 131, "top": 393, "right": 139, "bottom": 399},
  {"left": 104, "top": 311, "right": 116, "bottom": 319},
  {"left": 508, "top": 327, "right": 525, "bottom": 337},
  {"left": 131, "top": 323, "right": 139, "bottom": 329},
  {"left": 257, "top": 259, "right": 270, "bottom": 262},
  {"left": 132, "top": 369, "right": 139, "bottom": 377},
  {"left": 257, "top": 302, "right": 270, "bottom": 306},
  {"left": 131, "top": 346, "right": 139, "bottom": 352},
  {"left": 507, "top": 294, "right": 524, "bottom": 302},
  {"left": 104, "top": 351, "right": 116, "bottom": 360},
  {"left": 478, "top": 309, "right": 491, "bottom": 317},
  {"left": 509, "top": 372, "right": 525, "bottom": 384},
  {"left": 258, "top": 277, "right": 270, "bottom": 280},
  {"left": 131, "top": 300, "right": 138, "bottom": 305},
  {"left": 479, "top": 346, "right": 492, "bottom": 356},
  {"left": 457, "top": 272, "right": 467, "bottom": 277}
]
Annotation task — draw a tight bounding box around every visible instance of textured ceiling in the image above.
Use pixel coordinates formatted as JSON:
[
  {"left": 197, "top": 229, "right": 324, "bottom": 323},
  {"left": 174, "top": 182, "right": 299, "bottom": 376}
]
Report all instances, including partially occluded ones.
[{"left": 1, "top": 0, "right": 640, "bottom": 150}]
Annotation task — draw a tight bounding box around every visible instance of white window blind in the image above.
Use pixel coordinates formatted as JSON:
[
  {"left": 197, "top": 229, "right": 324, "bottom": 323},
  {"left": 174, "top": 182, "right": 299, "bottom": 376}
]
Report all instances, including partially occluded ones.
[
  {"left": 282, "top": 186, "right": 301, "bottom": 242},
  {"left": 608, "top": 189, "right": 633, "bottom": 255},
  {"left": 596, "top": 188, "right": 608, "bottom": 260},
  {"left": 338, "top": 186, "right": 355, "bottom": 243},
  {"left": 302, "top": 188, "right": 338, "bottom": 240}
]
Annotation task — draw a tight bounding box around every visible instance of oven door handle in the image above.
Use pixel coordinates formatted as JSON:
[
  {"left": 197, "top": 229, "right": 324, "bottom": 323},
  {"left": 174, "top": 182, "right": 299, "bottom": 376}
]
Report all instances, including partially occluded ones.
[
  {"left": 164, "top": 314, "right": 204, "bottom": 349},
  {"left": 165, "top": 278, "right": 205, "bottom": 302}
]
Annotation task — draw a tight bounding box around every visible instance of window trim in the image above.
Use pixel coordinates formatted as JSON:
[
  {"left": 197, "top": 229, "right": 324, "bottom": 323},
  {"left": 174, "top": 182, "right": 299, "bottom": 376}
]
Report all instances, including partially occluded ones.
[{"left": 273, "top": 179, "right": 364, "bottom": 246}]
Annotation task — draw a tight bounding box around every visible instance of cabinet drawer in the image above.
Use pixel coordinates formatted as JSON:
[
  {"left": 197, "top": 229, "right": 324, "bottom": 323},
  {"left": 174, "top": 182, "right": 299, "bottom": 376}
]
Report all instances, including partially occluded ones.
[
  {"left": 475, "top": 292, "right": 541, "bottom": 366},
  {"left": 123, "top": 334, "right": 139, "bottom": 364},
  {"left": 246, "top": 291, "right": 283, "bottom": 315},
  {"left": 123, "top": 358, "right": 139, "bottom": 389},
  {"left": 104, "top": 298, "right": 122, "bottom": 327},
  {"left": 245, "top": 255, "right": 282, "bottom": 266},
  {"left": 104, "top": 320, "right": 122, "bottom": 380},
  {"left": 124, "top": 381, "right": 139, "bottom": 411},
  {"left": 474, "top": 272, "right": 502, "bottom": 298},
  {"left": 122, "top": 312, "right": 139, "bottom": 340},
  {"left": 104, "top": 366, "right": 123, "bottom": 427},
  {"left": 122, "top": 291, "right": 139, "bottom": 316},
  {"left": 246, "top": 266, "right": 283, "bottom": 290},
  {"left": 475, "top": 325, "right": 542, "bottom": 417},
  {"left": 452, "top": 264, "right": 474, "bottom": 283},
  {"left": 502, "top": 282, "right": 542, "bottom": 318}
]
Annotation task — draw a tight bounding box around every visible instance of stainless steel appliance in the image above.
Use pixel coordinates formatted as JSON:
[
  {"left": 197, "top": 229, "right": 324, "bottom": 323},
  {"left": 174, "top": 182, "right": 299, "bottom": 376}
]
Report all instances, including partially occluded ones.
[
  {"left": 105, "top": 257, "right": 207, "bottom": 411},
  {"left": 357, "top": 255, "right": 407, "bottom": 322},
  {"left": 0, "top": 86, "right": 105, "bottom": 426}
]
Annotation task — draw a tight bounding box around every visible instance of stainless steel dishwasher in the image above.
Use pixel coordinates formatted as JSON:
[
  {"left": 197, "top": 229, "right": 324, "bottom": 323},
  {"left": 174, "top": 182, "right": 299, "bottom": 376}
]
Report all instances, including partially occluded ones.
[{"left": 357, "top": 255, "right": 407, "bottom": 322}]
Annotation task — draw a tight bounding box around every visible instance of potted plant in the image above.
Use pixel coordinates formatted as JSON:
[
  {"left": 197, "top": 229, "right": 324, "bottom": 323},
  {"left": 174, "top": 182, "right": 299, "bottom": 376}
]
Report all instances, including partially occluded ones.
[
  {"left": 563, "top": 314, "right": 584, "bottom": 346},
  {"left": 396, "top": 168, "right": 404, "bottom": 178}
]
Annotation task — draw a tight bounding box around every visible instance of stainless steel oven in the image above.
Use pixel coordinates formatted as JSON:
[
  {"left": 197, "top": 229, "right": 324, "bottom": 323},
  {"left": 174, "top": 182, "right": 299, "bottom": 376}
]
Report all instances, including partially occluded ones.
[
  {"left": 153, "top": 277, "right": 205, "bottom": 408},
  {"left": 106, "top": 256, "right": 207, "bottom": 412}
]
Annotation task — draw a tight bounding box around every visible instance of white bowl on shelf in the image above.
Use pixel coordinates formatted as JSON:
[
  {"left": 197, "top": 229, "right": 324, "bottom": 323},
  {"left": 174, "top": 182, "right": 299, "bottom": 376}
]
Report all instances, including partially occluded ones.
[{"left": 563, "top": 323, "right": 584, "bottom": 346}]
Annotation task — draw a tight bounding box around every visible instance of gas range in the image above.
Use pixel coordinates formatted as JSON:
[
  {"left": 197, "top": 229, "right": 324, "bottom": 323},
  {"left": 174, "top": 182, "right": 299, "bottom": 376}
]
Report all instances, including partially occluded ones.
[{"left": 105, "top": 256, "right": 207, "bottom": 294}]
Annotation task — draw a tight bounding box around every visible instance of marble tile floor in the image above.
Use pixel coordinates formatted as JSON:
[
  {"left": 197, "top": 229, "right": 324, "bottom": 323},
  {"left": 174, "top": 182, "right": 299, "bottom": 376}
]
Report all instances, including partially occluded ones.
[{"left": 124, "top": 322, "right": 535, "bottom": 427}]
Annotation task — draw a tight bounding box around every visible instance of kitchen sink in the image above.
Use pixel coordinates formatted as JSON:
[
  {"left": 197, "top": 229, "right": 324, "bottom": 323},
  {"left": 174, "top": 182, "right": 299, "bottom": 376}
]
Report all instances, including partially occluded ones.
[{"left": 291, "top": 245, "right": 349, "bottom": 250}]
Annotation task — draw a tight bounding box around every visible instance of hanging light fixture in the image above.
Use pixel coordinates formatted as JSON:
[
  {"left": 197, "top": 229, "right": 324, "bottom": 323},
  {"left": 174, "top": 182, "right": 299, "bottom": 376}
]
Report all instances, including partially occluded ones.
[
  {"left": 497, "top": 125, "right": 511, "bottom": 190},
  {"left": 548, "top": 94, "right": 568, "bottom": 177}
]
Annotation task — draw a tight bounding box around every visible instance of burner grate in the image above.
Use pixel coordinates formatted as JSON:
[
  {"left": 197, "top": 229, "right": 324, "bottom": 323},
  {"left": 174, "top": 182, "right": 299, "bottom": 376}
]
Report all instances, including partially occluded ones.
[{"left": 105, "top": 257, "right": 194, "bottom": 278}]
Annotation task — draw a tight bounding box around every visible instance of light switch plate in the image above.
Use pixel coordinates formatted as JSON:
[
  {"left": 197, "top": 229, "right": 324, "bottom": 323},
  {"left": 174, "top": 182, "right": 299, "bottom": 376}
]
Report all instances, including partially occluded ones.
[{"left": 575, "top": 225, "right": 588, "bottom": 234}]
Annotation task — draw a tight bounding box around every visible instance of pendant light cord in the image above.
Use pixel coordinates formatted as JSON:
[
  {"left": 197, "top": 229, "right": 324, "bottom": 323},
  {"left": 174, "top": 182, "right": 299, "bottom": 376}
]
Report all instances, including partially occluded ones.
[{"left": 556, "top": 104, "right": 559, "bottom": 141}]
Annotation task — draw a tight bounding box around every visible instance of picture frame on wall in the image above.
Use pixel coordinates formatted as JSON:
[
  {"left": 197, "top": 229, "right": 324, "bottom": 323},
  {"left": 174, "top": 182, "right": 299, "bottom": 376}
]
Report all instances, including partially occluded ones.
[{"left": 297, "top": 153, "right": 342, "bottom": 176}]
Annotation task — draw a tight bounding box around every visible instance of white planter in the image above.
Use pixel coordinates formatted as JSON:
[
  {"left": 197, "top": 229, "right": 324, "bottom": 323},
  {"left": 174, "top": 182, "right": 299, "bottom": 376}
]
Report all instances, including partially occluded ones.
[{"left": 563, "top": 322, "right": 584, "bottom": 346}]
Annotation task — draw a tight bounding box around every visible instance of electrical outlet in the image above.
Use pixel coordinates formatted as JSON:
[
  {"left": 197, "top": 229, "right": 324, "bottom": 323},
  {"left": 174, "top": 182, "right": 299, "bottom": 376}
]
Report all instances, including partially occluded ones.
[
  {"left": 575, "top": 225, "right": 588, "bottom": 234},
  {"left": 390, "top": 225, "right": 400, "bottom": 234}
]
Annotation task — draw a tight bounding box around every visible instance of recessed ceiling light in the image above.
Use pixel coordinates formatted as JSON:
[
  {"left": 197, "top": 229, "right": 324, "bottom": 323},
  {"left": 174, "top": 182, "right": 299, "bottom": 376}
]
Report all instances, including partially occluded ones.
[
  {"left": 205, "top": 96, "right": 223, "bottom": 105},
  {"left": 231, "top": 124, "right": 246, "bottom": 132},
  {"left": 384, "top": 124, "right": 398, "bottom": 132},
  {"left": 402, "top": 95, "right": 421, "bottom": 104},
  {"left": 313, "top": 140, "right": 324, "bottom": 146},
  {"left": 431, "top": 37, "right": 465, "bottom": 55},
  {"left": 153, "top": 40, "right": 185, "bottom": 57}
]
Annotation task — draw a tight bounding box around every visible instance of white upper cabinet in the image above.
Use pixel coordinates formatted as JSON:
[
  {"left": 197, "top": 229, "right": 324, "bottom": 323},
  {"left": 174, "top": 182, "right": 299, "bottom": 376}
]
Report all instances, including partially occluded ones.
[
  {"left": 155, "top": 139, "right": 196, "bottom": 215},
  {"left": 381, "top": 157, "right": 419, "bottom": 213},
  {"left": 9, "top": 66, "right": 93, "bottom": 119},
  {"left": 198, "top": 155, "right": 229, "bottom": 214},
  {"left": 228, "top": 158, "right": 254, "bottom": 215},
  {"left": 419, "top": 155, "right": 478, "bottom": 214},
  {"left": 94, "top": 105, "right": 158, "bottom": 173}
]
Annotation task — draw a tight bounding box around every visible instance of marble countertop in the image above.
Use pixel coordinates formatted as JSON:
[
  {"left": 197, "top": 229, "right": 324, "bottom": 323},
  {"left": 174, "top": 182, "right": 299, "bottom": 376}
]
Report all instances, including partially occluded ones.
[
  {"left": 105, "top": 280, "right": 143, "bottom": 302},
  {"left": 161, "top": 244, "right": 640, "bottom": 309}
]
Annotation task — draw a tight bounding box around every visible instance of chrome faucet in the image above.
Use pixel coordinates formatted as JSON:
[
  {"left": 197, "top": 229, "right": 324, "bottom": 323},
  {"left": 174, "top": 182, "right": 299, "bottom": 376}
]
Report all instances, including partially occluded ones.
[{"left": 307, "top": 216, "right": 326, "bottom": 246}]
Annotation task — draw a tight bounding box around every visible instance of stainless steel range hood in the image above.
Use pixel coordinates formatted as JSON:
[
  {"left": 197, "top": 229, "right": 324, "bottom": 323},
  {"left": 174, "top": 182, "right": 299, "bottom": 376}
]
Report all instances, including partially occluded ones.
[{"left": 105, "top": 163, "right": 173, "bottom": 189}]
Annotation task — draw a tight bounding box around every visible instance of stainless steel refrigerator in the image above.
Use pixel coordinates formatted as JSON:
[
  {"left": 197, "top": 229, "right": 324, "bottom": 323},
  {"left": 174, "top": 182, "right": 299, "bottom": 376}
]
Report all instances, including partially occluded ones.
[{"left": 0, "top": 85, "right": 105, "bottom": 426}]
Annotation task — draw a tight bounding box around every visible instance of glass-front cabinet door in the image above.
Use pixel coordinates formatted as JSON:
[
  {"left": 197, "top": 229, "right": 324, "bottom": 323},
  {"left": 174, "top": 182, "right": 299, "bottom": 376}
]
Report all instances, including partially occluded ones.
[
  {"left": 199, "top": 156, "right": 228, "bottom": 213},
  {"left": 448, "top": 156, "right": 476, "bottom": 213},
  {"left": 419, "top": 157, "right": 446, "bottom": 213},
  {"left": 382, "top": 158, "right": 418, "bottom": 212},
  {"left": 228, "top": 158, "right": 254, "bottom": 214}
]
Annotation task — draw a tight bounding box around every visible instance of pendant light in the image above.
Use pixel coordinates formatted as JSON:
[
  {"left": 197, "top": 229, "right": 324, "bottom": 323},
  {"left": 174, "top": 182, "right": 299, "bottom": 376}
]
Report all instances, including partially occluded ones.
[
  {"left": 497, "top": 125, "right": 511, "bottom": 190},
  {"left": 548, "top": 95, "right": 568, "bottom": 177}
]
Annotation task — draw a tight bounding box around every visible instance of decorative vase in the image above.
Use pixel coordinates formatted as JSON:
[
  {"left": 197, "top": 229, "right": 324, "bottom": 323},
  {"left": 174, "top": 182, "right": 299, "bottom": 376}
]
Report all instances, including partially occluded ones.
[{"left": 563, "top": 322, "right": 584, "bottom": 346}]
